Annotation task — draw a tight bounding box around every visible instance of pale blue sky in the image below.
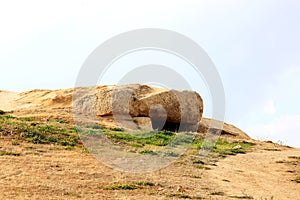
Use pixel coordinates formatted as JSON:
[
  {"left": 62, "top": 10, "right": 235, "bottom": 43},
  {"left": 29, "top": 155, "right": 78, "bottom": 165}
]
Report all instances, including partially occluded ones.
[{"left": 1, "top": 0, "right": 300, "bottom": 147}]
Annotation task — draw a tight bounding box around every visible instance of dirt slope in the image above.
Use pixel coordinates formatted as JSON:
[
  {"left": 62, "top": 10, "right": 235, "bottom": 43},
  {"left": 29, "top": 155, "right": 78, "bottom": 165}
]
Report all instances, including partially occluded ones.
[
  {"left": 205, "top": 147, "right": 300, "bottom": 199},
  {"left": 0, "top": 87, "right": 299, "bottom": 199}
]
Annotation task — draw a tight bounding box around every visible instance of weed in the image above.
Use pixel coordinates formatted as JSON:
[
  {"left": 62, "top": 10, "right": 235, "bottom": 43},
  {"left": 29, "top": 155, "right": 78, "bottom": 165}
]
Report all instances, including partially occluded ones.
[
  {"left": 130, "top": 143, "right": 144, "bottom": 148},
  {"left": 230, "top": 191, "right": 253, "bottom": 199},
  {"left": 5, "top": 115, "right": 16, "bottom": 119},
  {"left": 294, "top": 176, "right": 300, "bottom": 183},
  {"left": 81, "top": 147, "right": 90, "bottom": 154},
  {"left": 86, "top": 124, "right": 102, "bottom": 129},
  {"left": 109, "top": 127, "right": 125, "bottom": 132},
  {"left": 260, "top": 197, "right": 274, "bottom": 200},
  {"left": 288, "top": 156, "right": 300, "bottom": 160},
  {"left": 24, "top": 146, "right": 34, "bottom": 150},
  {"left": 19, "top": 117, "right": 36, "bottom": 122},
  {"left": 63, "top": 191, "right": 82, "bottom": 198},
  {"left": 210, "top": 191, "right": 225, "bottom": 196},
  {"left": 56, "top": 119, "right": 66, "bottom": 124},
  {"left": 193, "top": 160, "right": 205, "bottom": 165},
  {"left": 135, "top": 181, "right": 155, "bottom": 186},
  {"left": 230, "top": 195, "right": 253, "bottom": 199},
  {"left": 163, "top": 151, "right": 179, "bottom": 157},
  {"left": 167, "top": 193, "right": 203, "bottom": 199},
  {"left": 264, "top": 148, "right": 281, "bottom": 151},
  {"left": 12, "top": 141, "right": 20, "bottom": 146},
  {"left": 167, "top": 193, "right": 192, "bottom": 199},
  {"left": 190, "top": 175, "right": 201, "bottom": 179},
  {"left": 102, "top": 181, "right": 155, "bottom": 190},
  {"left": 139, "top": 149, "right": 158, "bottom": 155},
  {"left": 194, "top": 165, "right": 211, "bottom": 170}
]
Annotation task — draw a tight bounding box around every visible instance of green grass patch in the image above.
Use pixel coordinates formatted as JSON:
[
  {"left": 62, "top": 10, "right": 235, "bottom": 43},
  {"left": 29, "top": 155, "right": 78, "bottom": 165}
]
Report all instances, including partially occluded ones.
[
  {"left": 0, "top": 115, "right": 80, "bottom": 147},
  {"left": 212, "top": 140, "right": 253, "bottom": 157},
  {"left": 0, "top": 150, "right": 20, "bottom": 156},
  {"left": 12, "top": 141, "right": 20, "bottom": 146},
  {"left": 19, "top": 117, "right": 36, "bottom": 122},
  {"left": 102, "top": 130, "right": 175, "bottom": 146},
  {"left": 192, "top": 137, "right": 253, "bottom": 157},
  {"left": 102, "top": 181, "right": 155, "bottom": 190},
  {"left": 104, "top": 183, "right": 138, "bottom": 190},
  {"left": 109, "top": 127, "right": 125, "bottom": 132},
  {"left": 86, "top": 124, "right": 103, "bottom": 129},
  {"left": 135, "top": 181, "right": 155, "bottom": 186},
  {"left": 139, "top": 149, "right": 158, "bottom": 155},
  {"left": 288, "top": 156, "right": 300, "bottom": 160}
]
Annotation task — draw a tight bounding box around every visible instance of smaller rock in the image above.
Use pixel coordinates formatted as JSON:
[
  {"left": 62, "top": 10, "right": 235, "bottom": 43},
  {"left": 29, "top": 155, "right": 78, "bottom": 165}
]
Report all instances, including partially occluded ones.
[
  {"left": 232, "top": 145, "right": 242, "bottom": 150},
  {"left": 176, "top": 185, "right": 185, "bottom": 192},
  {"left": 0, "top": 110, "right": 5, "bottom": 115}
]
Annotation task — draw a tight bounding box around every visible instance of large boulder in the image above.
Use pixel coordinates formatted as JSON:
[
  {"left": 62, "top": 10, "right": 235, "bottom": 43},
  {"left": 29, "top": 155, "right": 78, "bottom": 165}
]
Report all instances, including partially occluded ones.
[{"left": 74, "top": 84, "right": 203, "bottom": 131}]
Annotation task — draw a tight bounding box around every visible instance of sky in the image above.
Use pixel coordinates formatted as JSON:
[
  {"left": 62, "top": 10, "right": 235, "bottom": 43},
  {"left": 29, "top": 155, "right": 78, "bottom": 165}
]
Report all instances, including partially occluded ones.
[{"left": 1, "top": 0, "right": 300, "bottom": 147}]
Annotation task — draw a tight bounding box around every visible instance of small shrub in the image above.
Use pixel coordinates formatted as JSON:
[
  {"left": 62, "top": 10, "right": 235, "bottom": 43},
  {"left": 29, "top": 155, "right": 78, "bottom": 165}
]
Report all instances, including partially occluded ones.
[
  {"left": 109, "top": 127, "right": 125, "bottom": 132},
  {"left": 193, "top": 160, "right": 205, "bottom": 165}
]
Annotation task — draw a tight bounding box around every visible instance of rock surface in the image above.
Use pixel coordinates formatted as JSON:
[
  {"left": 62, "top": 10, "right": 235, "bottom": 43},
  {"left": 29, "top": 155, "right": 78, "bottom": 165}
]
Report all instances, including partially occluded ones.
[{"left": 74, "top": 84, "right": 203, "bottom": 131}]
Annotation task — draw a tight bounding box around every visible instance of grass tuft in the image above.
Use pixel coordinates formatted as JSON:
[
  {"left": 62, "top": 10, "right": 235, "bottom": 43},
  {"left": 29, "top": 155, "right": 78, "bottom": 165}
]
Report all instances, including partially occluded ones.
[
  {"left": 0, "top": 115, "right": 80, "bottom": 147},
  {"left": 294, "top": 176, "right": 300, "bottom": 183},
  {"left": 102, "top": 181, "right": 155, "bottom": 190},
  {"left": 0, "top": 150, "right": 20, "bottom": 156}
]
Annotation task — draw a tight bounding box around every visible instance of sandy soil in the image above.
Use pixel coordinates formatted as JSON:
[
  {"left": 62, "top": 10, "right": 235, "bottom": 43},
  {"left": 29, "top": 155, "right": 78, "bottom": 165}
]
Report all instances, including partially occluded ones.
[
  {"left": 205, "top": 148, "right": 300, "bottom": 199},
  {"left": 0, "top": 88, "right": 299, "bottom": 199},
  {"left": 0, "top": 139, "right": 299, "bottom": 199}
]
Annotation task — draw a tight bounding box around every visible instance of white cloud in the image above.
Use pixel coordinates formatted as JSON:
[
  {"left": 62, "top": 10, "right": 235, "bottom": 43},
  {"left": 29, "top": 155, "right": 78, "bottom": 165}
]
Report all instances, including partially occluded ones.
[
  {"left": 248, "top": 115, "right": 300, "bottom": 147},
  {"left": 239, "top": 66, "right": 300, "bottom": 147}
]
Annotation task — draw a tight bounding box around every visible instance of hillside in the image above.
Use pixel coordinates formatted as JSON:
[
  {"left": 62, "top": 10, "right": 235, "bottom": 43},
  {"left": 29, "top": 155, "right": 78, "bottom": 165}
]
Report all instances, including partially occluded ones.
[{"left": 0, "top": 87, "right": 299, "bottom": 199}]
